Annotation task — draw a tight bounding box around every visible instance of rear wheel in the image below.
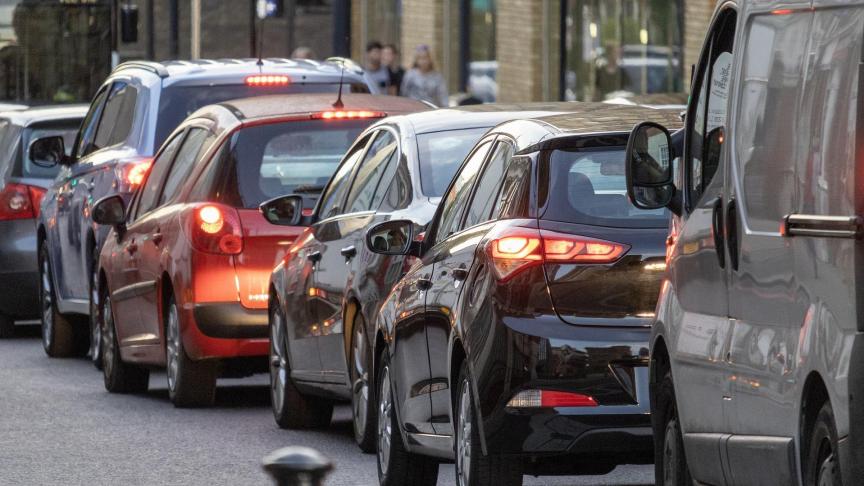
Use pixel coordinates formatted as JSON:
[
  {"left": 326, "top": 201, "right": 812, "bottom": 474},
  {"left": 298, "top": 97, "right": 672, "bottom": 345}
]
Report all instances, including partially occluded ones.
[
  {"left": 804, "top": 402, "right": 842, "bottom": 486},
  {"left": 376, "top": 351, "right": 439, "bottom": 486},
  {"left": 269, "top": 299, "right": 333, "bottom": 428},
  {"left": 0, "top": 313, "right": 14, "bottom": 338},
  {"left": 454, "top": 362, "right": 522, "bottom": 486},
  {"left": 88, "top": 251, "right": 103, "bottom": 369},
  {"left": 351, "top": 314, "right": 376, "bottom": 453},
  {"left": 102, "top": 294, "right": 149, "bottom": 393},
  {"left": 39, "top": 240, "right": 75, "bottom": 357},
  {"left": 654, "top": 370, "right": 692, "bottom": 486},
  {"left": 166, "top": 296, "right": 217, "bottom": 407}
]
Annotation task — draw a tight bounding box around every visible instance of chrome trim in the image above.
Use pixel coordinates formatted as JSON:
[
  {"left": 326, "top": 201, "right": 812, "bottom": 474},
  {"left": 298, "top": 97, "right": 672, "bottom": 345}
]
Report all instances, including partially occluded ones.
[
  {"left": 783, "top": 214, "right": 861, "bottom": 238},
  {"left": 111, "top": 280, "right": 157, "bottom": 302}
]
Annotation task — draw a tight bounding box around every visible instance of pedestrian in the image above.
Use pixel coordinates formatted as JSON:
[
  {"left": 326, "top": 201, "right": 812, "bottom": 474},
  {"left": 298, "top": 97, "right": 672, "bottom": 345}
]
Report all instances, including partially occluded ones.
[
  {"left": 291, "top": 46, "right": 317, "bottom": 60},
  {"left": 364, "top": 41, "right": 390, "bottom": 93},
  {"left": 382, "top": 43, "right": 405, "bottom": 96},
  {"left": 401, "top": 45, "right": 448, "bottom": 107}
]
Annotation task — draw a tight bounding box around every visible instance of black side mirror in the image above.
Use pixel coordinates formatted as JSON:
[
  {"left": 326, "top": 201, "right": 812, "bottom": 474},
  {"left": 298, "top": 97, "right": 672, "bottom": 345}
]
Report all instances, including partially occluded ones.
[
  {"left": 92, "top": 195, "right": 126, "bottom": 229},
  {"left": 365, "top": 220, "right": 419, "bottom": 256},
  {"left": 625, "top": 122, "right": 676, "bottom": 211},
  {"left": 29, "top": 136, "right": 69, "bottom": 168},
  {"left": 260, "top": 195, "right": 305, "bottom": 226}
]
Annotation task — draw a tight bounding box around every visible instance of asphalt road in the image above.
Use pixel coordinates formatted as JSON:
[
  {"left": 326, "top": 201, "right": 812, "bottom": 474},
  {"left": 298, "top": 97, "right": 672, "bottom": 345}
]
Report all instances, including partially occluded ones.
[{"left": 0, "top": 324, "right": 653, "bottom": 486}]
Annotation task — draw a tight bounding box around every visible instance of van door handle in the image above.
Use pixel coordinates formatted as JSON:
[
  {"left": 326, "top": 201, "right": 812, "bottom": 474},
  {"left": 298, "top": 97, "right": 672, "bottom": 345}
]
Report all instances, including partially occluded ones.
[
  {"left": 711, "top": 196, "right": 725, "bottom": 269},
  {"left": 452, "top": 267, "right": 469, "bottom": 281},
  {"left": 307, "top": 251, "right": 322, "bottom": 263},
  {"left": 726, "top": 198, "right": 739, "bottom": 271},
  {"left": 783, "top": 214, "right": 861, "bottom": 238},
  {"left": 340, "top": 245, "right": 357, "bottom": 259}
]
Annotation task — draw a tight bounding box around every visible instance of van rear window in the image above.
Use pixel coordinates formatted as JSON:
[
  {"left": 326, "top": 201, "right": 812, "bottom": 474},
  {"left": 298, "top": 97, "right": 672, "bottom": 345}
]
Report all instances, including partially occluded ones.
[{"left": 541, "top": 147, "right": 667, "bottom": 228}]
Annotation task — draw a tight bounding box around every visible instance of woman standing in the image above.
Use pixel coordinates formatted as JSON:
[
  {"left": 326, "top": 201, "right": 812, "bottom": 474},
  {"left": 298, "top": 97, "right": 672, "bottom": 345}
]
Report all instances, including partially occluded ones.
[{"left": 400, "top": 45, "right": 449, "bottom": 107}]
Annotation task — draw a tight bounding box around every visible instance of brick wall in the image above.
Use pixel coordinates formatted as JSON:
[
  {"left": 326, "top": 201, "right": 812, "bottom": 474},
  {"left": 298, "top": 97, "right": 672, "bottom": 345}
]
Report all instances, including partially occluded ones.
[
  {"left": 399, "top": 0, "right": 445, "bottom": 71},
  {"left": 497, "top": 0, "right": 544, "bottom": 102}
]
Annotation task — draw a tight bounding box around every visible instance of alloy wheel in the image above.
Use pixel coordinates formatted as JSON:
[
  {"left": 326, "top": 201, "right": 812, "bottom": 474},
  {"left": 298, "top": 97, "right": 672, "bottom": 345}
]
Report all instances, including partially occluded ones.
[
  {"left": 89, "top": 263, "right": 101, "bottom": 364},
  {"left": 166, "top": 303, "right": 181, "bottom": 393},
  {"left": 270, "top": 308, "right": 287, "bottom": 415},
  {"left": 816, "top": 439, "right": 838, "bottom": 486},
  {"left": 40, "top": 255, "right": 53, "bottom": 351},
  {"left": 457, "top": 380, "right": 472, "bottom": 486},
  {"left": 352, "top": 323, "right": 369, "bottom": 439},
  {"left": 377, "top": 365, "right": 393, "bottom": 475},
  {"left": 101, "top": 297, "right": 115, "bottom": 377}
]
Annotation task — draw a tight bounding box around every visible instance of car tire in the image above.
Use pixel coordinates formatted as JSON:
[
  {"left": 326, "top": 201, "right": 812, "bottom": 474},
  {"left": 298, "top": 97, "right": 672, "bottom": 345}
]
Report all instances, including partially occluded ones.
[
  {"left": 376, "top": 351, "right": 439, "bottom": 486},
  {"left": 39, "top": 240, "right": 76, "bottom": 357},
  {"left": 454, "top": 361, "right": 522, "bottom": 486},
  {"left": 166, "top": 295, "right": 218, "bottom": 408},
  {"left": 269, "top": 300, "right": 333, "bottom": 429},
  {"left": 350, "top": 313, "right": 377, "bottom": 453},
  {"left": 804, "top": 402, "right": 842, "bottom": 486},
  {"left": 88, "top": 249, "right": 103, "bottom": 369},
  {"left": 0, "top": 313, "right": 14, "bottom": 338},
  {"left": 102, "top": 294, "right": 149, "bottom": 393},
  {"left": 654, "top": 370, "right": 692, "bottom": 486}
]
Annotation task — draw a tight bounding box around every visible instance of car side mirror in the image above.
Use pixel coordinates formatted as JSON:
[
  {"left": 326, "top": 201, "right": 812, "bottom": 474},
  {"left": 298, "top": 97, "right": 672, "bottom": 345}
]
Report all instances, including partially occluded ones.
[
  {"left": 92, "top": 195, "right": 126, "bottom": 229},
  {"left": 260, "top": 195, "right": 305, "bottom": 226},
  {"left": 365, "top": 220, "right": 420, "bottom": 256},
  {"left": 29, "top": 136, "right": 69, "bottom": 168},
  {"left": 626, "top": 122, "right": 676, "bottom": 211}
]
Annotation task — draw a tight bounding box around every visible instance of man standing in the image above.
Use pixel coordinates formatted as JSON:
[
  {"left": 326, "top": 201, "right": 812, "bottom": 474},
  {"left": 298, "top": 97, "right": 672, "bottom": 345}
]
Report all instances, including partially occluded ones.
[
  {"left": 382, "top": 44, "right": 405, "bottom": 96},
  {"left": 364, "top": 41, "right": 390, "bottom": 93}
]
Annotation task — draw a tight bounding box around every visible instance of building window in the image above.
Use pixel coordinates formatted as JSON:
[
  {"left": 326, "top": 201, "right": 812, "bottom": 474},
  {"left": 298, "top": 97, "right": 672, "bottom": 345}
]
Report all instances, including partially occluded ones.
[
  {"left": 563, "top": 0, "right": 683, "bottom": 102},
  {"left": 464, "top": 0, "right": 497, "bottom": 102}
]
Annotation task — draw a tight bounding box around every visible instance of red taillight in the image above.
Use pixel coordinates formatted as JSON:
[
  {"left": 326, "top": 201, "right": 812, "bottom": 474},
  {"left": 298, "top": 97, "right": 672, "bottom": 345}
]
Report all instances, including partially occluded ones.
[
  {"left": 487, "top": 228, "right": 629, "bottom": 281},
  {"left": 126, "top": 160, "right": 151, "bottom": 186},
  {"left": 245, "top": 74, "right": 291, "bottom": 87},
  {"left": 186, "top": 203, "right": 244, "bottom": 255},
  {"left": 506, "top": 389, "right": 599, "bottom": 408},
  {"left": 312, "top": 110, "right": 386, "bottom": 120},
  {"left": 0, "top": 183, "right": 38, "bottom": 221}
]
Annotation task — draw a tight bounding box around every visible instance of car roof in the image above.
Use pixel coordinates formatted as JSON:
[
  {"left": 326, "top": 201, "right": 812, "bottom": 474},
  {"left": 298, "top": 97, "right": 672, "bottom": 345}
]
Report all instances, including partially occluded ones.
[
  {"left": 112, "top": 58, "right": 368, "bottom": 87},
  {"left": 0, "top": 104, "right": 89, "bottom": 127},
  {"left": 211, "top": 93, "right": 430, "bottom": 122},
  {"left": 398, "top": 102, "right": 608, "bottom": 134}
]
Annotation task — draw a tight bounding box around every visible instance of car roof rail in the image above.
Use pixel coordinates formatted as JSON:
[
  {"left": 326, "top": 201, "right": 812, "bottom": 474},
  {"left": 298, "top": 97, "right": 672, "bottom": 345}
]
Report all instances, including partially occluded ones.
[
  {"left": 113, "top": 61, "right": 170, "bottom": 78},
  {"left": 325, "top": 57, "right": 364, "bottom": 74}
]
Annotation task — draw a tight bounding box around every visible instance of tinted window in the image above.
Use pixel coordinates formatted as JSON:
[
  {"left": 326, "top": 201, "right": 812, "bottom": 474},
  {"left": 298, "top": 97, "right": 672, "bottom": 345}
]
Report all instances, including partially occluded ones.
[
  {"left": 543, "top": 148, "right": 667, "bottom": 228},
  {"left": 188, "top": 140, "right": 229, "bottom": 202},
  {"left": 435, "top": 140, "right": 491, "bottom": 242},
  {"left": 159, "top": 128, "right": 211, "bottom": 205},
  {"left": 76, "top": 86, "right": 110, "bottom": 158},
  {"left": 92, "top": 82, "right": 138, "bottom": 150},
  {"left": 154, "top": 83, "right": 370, "bottom": 147},
  {"left": 317, "top": 134, "right": 372, "bottom": 219},
  {"left": 416, "top": 127, "right": 489, "bottom": 197},
  {"left": 463, "top": 141, "right": 513, "bottom": 229},
  {"left": 378, "top": 157, "right": 412, "bottom": 212},
  {"left": 134, "top": 132, "right": 184, "bottom": 219},
  {"left": 345, "top": 131, "right": 398, "bottom": 213},
  {"left": 493, "top": 156, "right": 531, "bottom": 220},
  {"left": 216, "top": 120, "right": 370, "bottom": 210}
]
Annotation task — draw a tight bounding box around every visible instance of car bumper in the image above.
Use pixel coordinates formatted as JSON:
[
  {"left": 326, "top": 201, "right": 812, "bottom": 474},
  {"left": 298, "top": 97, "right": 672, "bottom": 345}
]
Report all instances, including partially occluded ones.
[
  {"left": 0, "top": 219, "right": 39, "bottom": 318},
  {"left": 181, "top": 302, "right": 268, "bottom": 360}
]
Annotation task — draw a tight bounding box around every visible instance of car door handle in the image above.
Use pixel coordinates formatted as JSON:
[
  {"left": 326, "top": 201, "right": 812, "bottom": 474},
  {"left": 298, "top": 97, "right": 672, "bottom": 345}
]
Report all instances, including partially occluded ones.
[
  {"left": 152, "top": 233, "right": 163, "bottom": 245},
  {"left": 126, "top": 243, "right": 138, "bottom": 254},
  {"left": 340, "top": 245, "right": 357, "bottom": 259},
  {"left": 416, "top": 277, "right": 432, "bottom": 291},
  {"left": 307, "top": 251, "right": 322, "bottom": 263},
  {"left": 711, "top": 196, "right": 725, "bottom": 269},
  {"left": 452, "top": 267, "right": 469, "bottom": 281}
]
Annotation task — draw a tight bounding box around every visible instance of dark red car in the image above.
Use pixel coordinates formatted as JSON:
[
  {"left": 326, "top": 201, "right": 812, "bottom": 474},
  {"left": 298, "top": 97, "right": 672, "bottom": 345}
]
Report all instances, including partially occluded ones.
[{"left": 91, "top": 94, "right": 427, "bottom": 407}]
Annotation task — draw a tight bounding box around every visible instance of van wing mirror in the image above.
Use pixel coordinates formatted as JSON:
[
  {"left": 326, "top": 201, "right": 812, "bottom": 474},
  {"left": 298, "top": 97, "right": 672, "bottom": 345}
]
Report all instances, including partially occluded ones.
[
  {"left": 92, "top": 195, "right": 126, "bottom": 228},
  {"left": 29, "top": 136, "right": 69, "bottom": 168},
  {"left": 260, "top": 195, "right": 306, "bottom": 226},
  {"left": 625, "top": 122, "right": 676, "bottom": 211},
  {"left": 365, "top": 220, "right": 421, "bottom": 256}
]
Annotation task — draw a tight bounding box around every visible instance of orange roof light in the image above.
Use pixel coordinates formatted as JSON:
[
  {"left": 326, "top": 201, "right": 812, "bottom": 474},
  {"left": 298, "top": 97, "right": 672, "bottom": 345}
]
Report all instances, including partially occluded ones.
[
  {"left": 312, "top": 110, "right": 386, "bottom": 120},
  {"left": 245, "top": 74, "right": 291, "bottom": 87}
]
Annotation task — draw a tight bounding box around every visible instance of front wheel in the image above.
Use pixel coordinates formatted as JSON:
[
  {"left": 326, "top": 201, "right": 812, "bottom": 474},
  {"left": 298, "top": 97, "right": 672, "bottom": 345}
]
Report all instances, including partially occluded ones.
[
  {"left": 166, "top": 296, "right": 218, "bottom": 408},
  {"left": 39, "top": 240, "right": 75, "bottom": 357},
  {"left": 804, "top": 402, "right": 842, "bottom": 486},
  {"left": 351, "top": 314, "right": 376, "bottom": 453},
  {"left": 454, "top": 362, "right": 522, "bottom": 486},
  {"left": 654, "top": 370, "right": 692, "bottom": 486}
]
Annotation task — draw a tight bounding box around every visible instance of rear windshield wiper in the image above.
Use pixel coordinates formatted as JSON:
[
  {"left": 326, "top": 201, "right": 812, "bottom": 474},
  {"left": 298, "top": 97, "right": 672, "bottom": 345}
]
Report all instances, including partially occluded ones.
[{"left": 293, "top": 185, "right": 326, "bottom": 194}]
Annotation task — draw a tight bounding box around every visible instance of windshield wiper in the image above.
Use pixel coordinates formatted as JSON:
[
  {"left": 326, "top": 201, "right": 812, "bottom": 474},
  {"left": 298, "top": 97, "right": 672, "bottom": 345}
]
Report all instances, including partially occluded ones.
[{"left": 293, "top": 184, "right": 326, "bottom": 193}]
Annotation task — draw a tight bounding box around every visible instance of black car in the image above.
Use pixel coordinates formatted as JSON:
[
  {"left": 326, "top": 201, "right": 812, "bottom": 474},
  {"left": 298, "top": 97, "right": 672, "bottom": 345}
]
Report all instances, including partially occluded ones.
[
  {"left": 263, "top": 104, "right": 589, "bottom": 449},
  {"left": 364, "top": 103, "right": 683, "bottom": 485}
]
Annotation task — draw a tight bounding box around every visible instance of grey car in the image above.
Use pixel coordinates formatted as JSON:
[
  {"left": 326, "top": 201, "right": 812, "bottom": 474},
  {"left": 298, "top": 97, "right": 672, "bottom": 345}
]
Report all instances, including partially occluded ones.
[{"left": 0, "top": 105, "right": 87, "bottom": 337}]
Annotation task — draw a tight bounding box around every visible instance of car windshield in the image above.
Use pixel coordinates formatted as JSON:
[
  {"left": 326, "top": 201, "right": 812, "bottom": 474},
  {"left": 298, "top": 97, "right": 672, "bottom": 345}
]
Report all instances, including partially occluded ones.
[
  {"left": 543, "top": 147, "right": 668, "bottom": 228},
  {"left": 416, "top": 127, "right": 489, "bottom": 197},
  {"left": 222, "top": 119, "right": 373, "bottom": 209},
  {"left": 154, "top": 82, "right": 370, "bottom": 146}
]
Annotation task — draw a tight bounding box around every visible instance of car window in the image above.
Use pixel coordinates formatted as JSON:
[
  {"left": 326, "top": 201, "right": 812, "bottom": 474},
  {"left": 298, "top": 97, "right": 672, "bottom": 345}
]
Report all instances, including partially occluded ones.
[
  {"left": 377, "top": 156, "right": 412, "bottom": 212},
  {"left": 133, "top": 131, "right": 185, "bottom": 220},
  {"left": 317, "top": 134, "right": 372, "bottom": 219},
  {"left": 492, "top": 156, "right": 531, "bottom": 220},
  {"left": 187, "top": 140, "right": 229, "bottom": 203},
  {"left": 463, "top": 141, "right": 514, "bottom": 229},
  {"left": 434, "top": 140, "right": 492, "bottom": 243},
  {"left": 416, "top": 127, "right": 489, "bottom": 197},
  {"left": 345, "top": 130, "right": 398, "bottom": 213},
  {"left": 75, "top": 85, "right": 111, "bottom": 158},
  {"left": 687, "top": 10, "right": 736, "bottom": 208},
  {"left": 92, "top": 82, "right": 138, "bottom": 150},
  {"left": 159, "top": 128, "right": 211, "bottom": 205}
]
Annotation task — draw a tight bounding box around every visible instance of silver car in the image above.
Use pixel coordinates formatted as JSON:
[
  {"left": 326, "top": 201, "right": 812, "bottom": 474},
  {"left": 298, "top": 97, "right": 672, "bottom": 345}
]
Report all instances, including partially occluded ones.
[{"left": 0, "top": 105, "right": 86, "bottom": 337}]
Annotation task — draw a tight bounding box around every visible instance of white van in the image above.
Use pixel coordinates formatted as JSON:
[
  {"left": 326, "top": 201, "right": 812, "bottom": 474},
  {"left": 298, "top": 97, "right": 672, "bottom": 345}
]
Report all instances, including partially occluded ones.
[{"left": 624, "top": 1, "right": 864, "bottom": 485}]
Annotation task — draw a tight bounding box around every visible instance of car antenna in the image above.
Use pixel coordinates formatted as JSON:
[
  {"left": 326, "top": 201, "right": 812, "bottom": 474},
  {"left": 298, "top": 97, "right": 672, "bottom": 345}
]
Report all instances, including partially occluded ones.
[
  {"left": 256, "top": 14, "right": 264, "bottom": 67},
  {"left": 333, "top": 62, "right": 345, "bottom": 109}
]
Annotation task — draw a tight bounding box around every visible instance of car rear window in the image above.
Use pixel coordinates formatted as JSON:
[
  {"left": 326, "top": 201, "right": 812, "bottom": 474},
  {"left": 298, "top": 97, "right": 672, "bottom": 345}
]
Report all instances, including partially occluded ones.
[
  {"left": 541, "top": 147, "right": 667, "bottom": 228},
  {"left": 154, "top": 82, "right": 370, "bottom": 146},
  {"left": 218, "top": 119, "right": 372, "bottom": 209},
  {"left": 416, "top": 127, "right": 489, "bottom": 197}
]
